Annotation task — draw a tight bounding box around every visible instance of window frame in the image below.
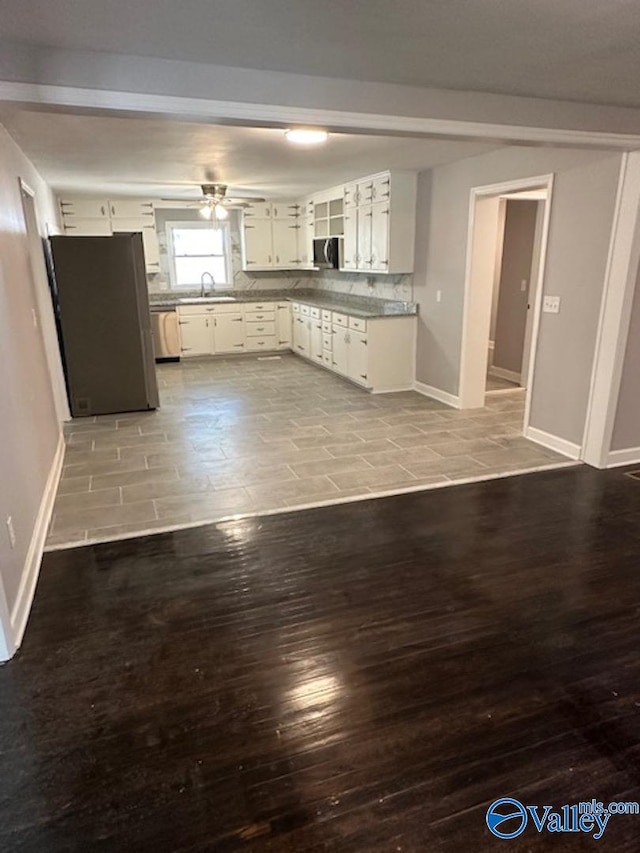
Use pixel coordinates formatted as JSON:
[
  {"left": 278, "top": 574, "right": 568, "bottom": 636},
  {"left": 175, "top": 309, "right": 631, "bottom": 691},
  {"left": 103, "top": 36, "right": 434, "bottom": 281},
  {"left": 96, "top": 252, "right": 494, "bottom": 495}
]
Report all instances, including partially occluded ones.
[{"left": 166, "top": 220, "right": 232, "bottom": 290}]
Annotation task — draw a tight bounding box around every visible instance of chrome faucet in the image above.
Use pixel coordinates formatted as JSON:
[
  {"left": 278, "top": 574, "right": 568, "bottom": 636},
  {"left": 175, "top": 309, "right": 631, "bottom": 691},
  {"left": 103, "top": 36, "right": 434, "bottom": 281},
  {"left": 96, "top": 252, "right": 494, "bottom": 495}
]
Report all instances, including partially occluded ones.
[{"left": 200, "top": 271, "right": 215, "bottom": 296}]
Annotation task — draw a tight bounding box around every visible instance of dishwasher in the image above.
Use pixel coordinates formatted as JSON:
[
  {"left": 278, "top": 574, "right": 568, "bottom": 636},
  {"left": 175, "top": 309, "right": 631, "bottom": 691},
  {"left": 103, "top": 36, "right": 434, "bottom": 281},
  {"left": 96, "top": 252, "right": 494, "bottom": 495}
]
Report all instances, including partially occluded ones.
[{"left": 151, "top": 308, "right": 180, "bottom": 361}]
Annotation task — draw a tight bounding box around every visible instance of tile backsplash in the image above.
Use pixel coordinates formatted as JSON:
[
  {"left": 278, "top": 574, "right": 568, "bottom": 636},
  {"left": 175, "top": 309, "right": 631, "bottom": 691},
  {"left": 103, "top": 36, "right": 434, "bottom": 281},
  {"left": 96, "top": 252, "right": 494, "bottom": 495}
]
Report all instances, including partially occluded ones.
[{"left": 149, "top": 207, "right": 413, "bottom": 302}]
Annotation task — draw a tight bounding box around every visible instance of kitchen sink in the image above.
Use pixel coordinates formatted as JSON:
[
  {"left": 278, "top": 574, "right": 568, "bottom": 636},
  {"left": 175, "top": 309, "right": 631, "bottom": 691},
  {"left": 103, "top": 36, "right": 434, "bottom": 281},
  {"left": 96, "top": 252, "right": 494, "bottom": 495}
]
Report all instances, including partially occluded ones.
[{"left": 178, "top": 296, "right": 237, "bottom": 304}]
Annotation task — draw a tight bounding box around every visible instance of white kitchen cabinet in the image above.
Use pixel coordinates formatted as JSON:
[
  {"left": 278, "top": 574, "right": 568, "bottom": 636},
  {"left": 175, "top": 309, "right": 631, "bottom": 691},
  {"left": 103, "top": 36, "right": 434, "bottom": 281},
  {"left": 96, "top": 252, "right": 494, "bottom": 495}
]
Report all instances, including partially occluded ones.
[
  {"left": 178, "top": 314, "right": 212, "bottom": 356},
  {"left": 299, "top": 215, "right": 314, "bottom": 268},
  {"left": 276, "top": 302, "right": 292, "bottom": 349},
  {"left": 347, "top": 329, "right": 369, "bottom": 386},
  {"left": 340, "top": 171, "right": 417, "bottom": 274},
  {"left": 292, "top": 313, "right": 310, "bottom": 357},
  {"left": 59, "top": 198, "right": 109, "bottom": 219},
  {"left": 63, "top": 218, "right": 112, "bottom": 236},
  {"left": 370, "top": 203, "right": 390, "bottom": 271},
  {"left": 241, "top": 218, "right": 273, "bottom": 269},
  {"left": 109, "top": 200, "right": 154, "bottom": 219},
  {"left": 272, "top": 201, "right": 300, "bottom": 220},
  {"left": 331, "top": 325, "right": 349, "bottom": 375},
  {"left": 357, "top": 205, "right": 373, "bottom": 270},
  {"left": 342, "top": 208, "right": 358, "bottom": 270},
  {"left": 214, "top": 313, "right": 245, "bottom": 353},
  {"left": 309, "top": 317, "right": 324, "bottom": 364},
  {"left": 272, "top": 219, "right": 299, "bottom": 267},
  {"left": 243, "top": 202, "right": 272, "bottom": 219}
]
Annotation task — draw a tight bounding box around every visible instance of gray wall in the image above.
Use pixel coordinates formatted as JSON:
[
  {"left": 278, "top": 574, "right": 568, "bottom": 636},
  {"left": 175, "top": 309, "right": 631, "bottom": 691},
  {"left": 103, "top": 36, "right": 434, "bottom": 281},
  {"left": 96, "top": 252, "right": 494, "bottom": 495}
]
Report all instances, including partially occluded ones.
[
  {"left": 413, "top": 146, "right": 622, "bottom": 446},
  {"left": 493, "top": 200, "right": 539, "bottom": 376},
  {"left": 611, "top": 264, "right": 640, "bottom": 451},
  {"left": 0, "top": 124, "right": 61, "bottom": 613}
]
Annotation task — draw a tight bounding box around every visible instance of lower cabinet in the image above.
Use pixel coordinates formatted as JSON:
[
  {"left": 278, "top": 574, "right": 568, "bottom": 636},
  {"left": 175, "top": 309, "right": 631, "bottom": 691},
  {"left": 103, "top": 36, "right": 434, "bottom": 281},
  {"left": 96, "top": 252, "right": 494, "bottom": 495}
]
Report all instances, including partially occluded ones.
[
  {"left": 214, "top": 313, "right": 245, "bottom": 353},
  {"left": 178, "top": 314, "right": 212, "bottom": 356},
  {"left": 276, "top": 302, "right": 292, "bottom": 349},
  {"left": 331, "top": 326, "right": 369, "bottom": 387},
  {"left": 292, "top": 313, "right": 309, "bottom": 356}
]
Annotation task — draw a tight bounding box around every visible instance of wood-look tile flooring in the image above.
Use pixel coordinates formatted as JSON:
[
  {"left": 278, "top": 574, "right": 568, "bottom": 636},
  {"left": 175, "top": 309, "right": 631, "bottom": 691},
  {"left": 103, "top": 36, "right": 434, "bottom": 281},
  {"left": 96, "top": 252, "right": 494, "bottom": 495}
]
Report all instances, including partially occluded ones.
[
  {"left": 7, "top": 465, "right": 640, "bottom": 850},
  {"left": 47, "top": 355, "right": 568, "bottom": 548}
]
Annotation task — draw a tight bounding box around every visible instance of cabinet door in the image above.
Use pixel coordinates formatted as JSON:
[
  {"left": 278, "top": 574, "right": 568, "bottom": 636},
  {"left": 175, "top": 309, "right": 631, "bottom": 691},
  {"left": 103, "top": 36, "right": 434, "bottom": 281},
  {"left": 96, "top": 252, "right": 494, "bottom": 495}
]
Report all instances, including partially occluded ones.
[
  {"left": 298, "top": 215, "right": 314, "bottom": 267},
  {"left": 292, "top": 314, "right": 310, "bottom": 356},
  {"left": 243, "top": 202, "right": 272, "bottom": 219},
  {"left": 59, "top": 199, "right": 109, "bottom": 219},
  {"left": 109, "top": 200, "right": 154, "bottom": 219},
  {"left": 178, "top": 315, "right": 212, "bottom": 356},
  {"left": 357, "top": 205, "right": 373, "bottom": 270},
  {"left": 242, "top": 218, "right": 273, "bottom": 268},
  {"left": 371, "top": 174, "right": 391, "bottom": 204},
  {"left": 309, "top": 319, "right": 324, "bottom": 364},
  {"left": 370, "top": 202, "right": 390, "bottom": 272},
  {"left": 213, "top": 313, "right": 245, "bottom": 353},
  {"left": 347, "top": 330, "right": 370, "bottom": 386},
  {"left": 357, "top": 179, "right": 374, "bottom": 206},
  {"left": 63, "top": 218, "right": 112, "bottom": 236},
  {"left": 344, "top": 183, "right": 358, "bottom": 210},
  {"left": 276, "top": 303, "right": 292, "bottom": 348},
  {"left": 331, "top": 326, "right": 349, "bottom": 376},
  {"left": 272, "top": 201, "right": 300, "bottom": 220},
  {"left": 272, "top": 219, "right": 299, "bottom": 268},
  {"left": 141, "top": 224, "right": 161, "bottom": 272},
  {"left": 342, "top": 209, "right": 358, "bottom": 270}
]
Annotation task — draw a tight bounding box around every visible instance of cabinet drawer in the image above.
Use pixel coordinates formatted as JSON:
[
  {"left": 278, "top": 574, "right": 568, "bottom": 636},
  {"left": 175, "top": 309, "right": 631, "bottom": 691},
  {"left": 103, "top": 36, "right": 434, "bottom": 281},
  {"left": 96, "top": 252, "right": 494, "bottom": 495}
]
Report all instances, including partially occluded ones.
[
  {"left": 333, "top": 312, "right": 348, "bottom": 328},
  {"left": 246, "top": 320, "right": 276, "bottom": 337},
  {"left": 244, "top": 302, "right": 274, "bottom": 312},
  {"left": 349, "top": 316, "right": 367, "bottom": 333},
  {"left": 322, "top": 352, "right": 332, "bottom": 367},
  {"left": 300, "top": 304, "right": 311, "bottom": 317},
  {"left": 322, "top": 309, "right": 332, "bottom": 322},
  {"left": 291, "top": 302, "right": 301, "bottom": 314},
  {"left": 322, "top": 334, "right": 333, "bottom": 351},
  {"left": 245, "top": 309, "right": 275, "bottom": 322},
  {"left": 177, "top": 305, "right": 207, "bottom": 316},
  {"left": 309, "top": 306, "right": 321, "bottom": 320},
  {"left": 246, "top": 335, "right": 277, "bottom": 351},
  {"left": 322, "top": 320, "right": 332, "bottom": 334}
]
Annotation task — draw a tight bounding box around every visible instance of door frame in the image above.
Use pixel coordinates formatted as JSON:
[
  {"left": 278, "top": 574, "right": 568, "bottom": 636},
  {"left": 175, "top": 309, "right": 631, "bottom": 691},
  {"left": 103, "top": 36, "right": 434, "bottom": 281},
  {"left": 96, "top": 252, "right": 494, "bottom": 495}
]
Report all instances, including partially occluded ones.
[{"left": 458, "top": 174, "right": 554, "bottom": 438}]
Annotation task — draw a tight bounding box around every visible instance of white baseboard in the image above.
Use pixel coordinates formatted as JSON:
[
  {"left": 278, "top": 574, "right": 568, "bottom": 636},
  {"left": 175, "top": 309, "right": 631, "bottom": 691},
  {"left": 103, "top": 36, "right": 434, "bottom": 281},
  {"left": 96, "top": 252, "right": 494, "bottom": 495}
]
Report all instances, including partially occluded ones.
[
  {"left": 9, "top": 432, "right": 65, "bottom": 655},
  {"left": 607, "top": 446, "right": 640, "bottom": 468},
  {"left": 413, "top": 380, "right": 461, "bottom": 409},
  {"left": 489, "top": 365, "right": 521, "bottom": 384},
  {"left": 525, "top": 426, "right": 581, "bottom": 460},
  {"left": 371, "top": 384, "right": 414, "bottom": 395}
]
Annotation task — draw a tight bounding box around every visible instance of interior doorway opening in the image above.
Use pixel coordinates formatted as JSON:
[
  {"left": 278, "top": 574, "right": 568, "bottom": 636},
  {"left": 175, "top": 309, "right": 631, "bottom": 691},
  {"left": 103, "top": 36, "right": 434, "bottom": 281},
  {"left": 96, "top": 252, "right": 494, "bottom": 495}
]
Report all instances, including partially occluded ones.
[{"left": 459, "top": 176, "right": 553, "bottom": 437}]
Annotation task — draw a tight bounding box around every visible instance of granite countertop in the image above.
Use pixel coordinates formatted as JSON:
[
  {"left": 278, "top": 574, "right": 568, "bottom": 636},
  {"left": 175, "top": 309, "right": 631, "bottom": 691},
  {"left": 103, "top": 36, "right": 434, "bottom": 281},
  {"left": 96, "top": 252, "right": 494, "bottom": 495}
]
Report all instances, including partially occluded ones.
[{"left": 149, "top": 289, "right": 417, "bottom": 319}]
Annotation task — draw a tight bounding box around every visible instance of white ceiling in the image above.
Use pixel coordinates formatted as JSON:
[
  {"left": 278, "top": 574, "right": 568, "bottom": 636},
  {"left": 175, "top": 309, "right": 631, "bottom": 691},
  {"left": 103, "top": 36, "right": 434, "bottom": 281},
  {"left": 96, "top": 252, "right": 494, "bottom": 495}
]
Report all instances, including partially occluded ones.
[
  {"left": 0, "top": 108, "right": 497, "bottom": 198},
  {"left": 2, "top": 0, "right": 640, "bottom": 107}
]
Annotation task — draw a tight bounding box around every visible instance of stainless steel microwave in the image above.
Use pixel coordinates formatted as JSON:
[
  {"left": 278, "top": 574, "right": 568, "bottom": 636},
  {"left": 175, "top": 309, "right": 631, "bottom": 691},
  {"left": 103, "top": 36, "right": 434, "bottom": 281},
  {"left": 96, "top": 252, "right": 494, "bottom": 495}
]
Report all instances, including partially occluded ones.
[{"left": 313, "top": 237, "right": 342, "bottom": 269}]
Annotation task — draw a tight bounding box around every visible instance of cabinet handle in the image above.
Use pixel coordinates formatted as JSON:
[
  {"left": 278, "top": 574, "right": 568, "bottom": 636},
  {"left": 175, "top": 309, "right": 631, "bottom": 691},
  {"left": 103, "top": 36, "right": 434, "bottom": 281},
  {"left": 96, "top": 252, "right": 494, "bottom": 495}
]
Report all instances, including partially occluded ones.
[
  {"left": 276, "top": 256, "right": 279, "bottom": 263},
  {"left": 360, "top": 374, "right": 367, "bottom": 380},
  {"left": 233, "top": 343, "right": 244, "bottom": 347},
  {"left": 178, "top": 320, "right": 189, "bottom": 325},
  {"left": 110, "top": 205, "right": 115, "bottom": 216},
  {"left": 181, "top": 347, "right": 192, "bottom": 351},
  {"left": 268, "top": 255, "right": 272, "bottom": 263},
  {"left": 232, "top": 318, "right": 243, "bottom": 323},
  {"left": 101, "top": 205, "right": 106, "bottom": 216},
  {"left": 256, "top": 327, "right": 265, "bottom": 331},
  {"left": 244, "top": 224, "right": 255, "bottom": 229}
]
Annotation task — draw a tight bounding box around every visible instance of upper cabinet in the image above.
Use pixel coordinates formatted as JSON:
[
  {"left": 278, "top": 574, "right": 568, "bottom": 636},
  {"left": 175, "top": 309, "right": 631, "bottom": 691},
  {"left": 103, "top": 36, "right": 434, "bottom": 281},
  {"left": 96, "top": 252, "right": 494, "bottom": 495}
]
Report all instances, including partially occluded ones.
[
  {"left": 58, "top": 197, "right": 161, "bottom": 274},
  {"left": 239, "top": 170, "right": 417, "bottom": 275},
  {"left": 341, "top": 171, "right": 417, "bottom": 275}
]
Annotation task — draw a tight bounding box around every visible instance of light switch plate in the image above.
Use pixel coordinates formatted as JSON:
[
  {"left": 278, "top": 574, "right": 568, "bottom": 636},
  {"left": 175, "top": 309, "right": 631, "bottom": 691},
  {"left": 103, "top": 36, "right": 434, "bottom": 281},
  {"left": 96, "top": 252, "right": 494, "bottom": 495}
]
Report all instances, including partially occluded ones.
[{"left": 543, "top": 295, "right": 561, "bottom": 314}]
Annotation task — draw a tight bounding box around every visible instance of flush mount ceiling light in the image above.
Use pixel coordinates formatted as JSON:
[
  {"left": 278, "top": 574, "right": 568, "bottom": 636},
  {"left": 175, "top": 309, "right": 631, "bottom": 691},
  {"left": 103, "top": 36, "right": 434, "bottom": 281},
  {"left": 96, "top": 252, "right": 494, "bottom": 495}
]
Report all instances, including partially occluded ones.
[{"left": 285, "top": 128, "right": 329, "bottom": 145}]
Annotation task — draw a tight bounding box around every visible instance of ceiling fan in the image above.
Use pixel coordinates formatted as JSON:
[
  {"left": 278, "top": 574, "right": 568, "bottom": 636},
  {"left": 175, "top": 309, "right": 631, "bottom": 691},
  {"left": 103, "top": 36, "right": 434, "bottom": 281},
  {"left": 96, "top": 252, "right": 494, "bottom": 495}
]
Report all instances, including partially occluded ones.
[{"left": 161, "top": 183, "right": 266, "bottom": 220}]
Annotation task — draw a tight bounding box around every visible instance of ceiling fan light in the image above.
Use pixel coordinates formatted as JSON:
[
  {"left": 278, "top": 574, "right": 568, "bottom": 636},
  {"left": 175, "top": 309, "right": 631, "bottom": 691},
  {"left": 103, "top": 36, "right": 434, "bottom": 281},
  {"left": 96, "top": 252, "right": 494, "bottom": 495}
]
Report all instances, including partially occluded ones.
[
  {"left": 214, "top": 204, "right": 229, "bottom": 220},
  {"left": 285, "top": 128, "right": 328, "bottom": 145},
  {"left": 199, "top": 204, "right": 213, "bottom": 219}
]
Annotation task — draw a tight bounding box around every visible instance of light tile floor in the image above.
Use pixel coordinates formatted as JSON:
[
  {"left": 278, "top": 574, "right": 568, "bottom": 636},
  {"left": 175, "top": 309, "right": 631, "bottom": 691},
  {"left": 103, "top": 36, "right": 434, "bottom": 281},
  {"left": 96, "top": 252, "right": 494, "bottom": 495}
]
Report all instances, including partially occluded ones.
[{"left": 47, "top": 354, "right": 572, "bottom": 548}]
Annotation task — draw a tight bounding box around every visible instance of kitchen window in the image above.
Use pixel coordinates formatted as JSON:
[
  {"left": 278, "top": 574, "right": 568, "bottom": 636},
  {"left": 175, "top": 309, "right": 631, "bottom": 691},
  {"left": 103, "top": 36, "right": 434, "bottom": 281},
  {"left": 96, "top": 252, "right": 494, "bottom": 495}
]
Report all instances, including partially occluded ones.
[{"left": 167, "top": 222, "right": 231, "bottom": 289}]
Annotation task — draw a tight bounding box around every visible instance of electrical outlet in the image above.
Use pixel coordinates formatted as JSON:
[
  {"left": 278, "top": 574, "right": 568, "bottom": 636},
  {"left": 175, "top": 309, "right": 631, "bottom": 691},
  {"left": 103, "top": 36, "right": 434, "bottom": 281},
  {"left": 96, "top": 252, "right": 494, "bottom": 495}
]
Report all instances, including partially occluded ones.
[
  {"left": 543, "top": 295, "right": 561, "bottom": 314},
  {"left": 31, "top": 308, "right": 38, "bottom": 329},
  {"left": 436, "top": 290, "right": 442, "bottom": 303},
  {"left": 6, "top": 516, "right": 15, "bottom": 550}
]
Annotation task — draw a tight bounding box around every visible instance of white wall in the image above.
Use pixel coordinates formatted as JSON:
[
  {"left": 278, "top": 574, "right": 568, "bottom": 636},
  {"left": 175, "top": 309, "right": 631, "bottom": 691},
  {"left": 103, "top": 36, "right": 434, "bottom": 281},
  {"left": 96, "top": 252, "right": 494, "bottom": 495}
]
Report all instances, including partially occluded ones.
[
  {"left": 0, "top": 123, "right": 63, "bottom": 650},
  {"left": 413, "top": 147, "right": 622, "bottom": 446}
]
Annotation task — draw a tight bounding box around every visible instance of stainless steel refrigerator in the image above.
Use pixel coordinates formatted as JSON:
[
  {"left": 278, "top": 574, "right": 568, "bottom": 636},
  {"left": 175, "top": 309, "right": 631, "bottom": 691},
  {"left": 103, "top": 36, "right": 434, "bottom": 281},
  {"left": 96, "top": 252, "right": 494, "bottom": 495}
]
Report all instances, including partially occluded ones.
[{"left": 49, "top": 233, "right": 159, "bottom": 417}]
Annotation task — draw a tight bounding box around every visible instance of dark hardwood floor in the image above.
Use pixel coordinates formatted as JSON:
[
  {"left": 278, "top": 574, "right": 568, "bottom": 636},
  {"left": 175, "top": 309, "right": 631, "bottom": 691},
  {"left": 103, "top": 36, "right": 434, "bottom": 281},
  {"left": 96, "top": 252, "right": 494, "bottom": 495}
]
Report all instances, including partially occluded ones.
[{"left": 2, "top": 465, "right": 640, "bottom": 851}]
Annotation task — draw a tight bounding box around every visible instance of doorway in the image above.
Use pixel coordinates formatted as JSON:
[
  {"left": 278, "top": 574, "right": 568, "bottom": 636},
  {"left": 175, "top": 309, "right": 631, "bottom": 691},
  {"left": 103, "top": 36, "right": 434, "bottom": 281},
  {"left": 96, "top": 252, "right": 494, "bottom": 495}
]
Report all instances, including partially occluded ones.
[{"left": 459, "top": 176, "right": 553, "bottom": 434}]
